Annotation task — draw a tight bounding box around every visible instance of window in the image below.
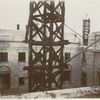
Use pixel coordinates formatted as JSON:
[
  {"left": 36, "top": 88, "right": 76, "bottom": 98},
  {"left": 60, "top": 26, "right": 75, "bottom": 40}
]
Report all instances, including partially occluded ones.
[
  {"left": 18, "top": 52, "right": 25, "bottom": 62},
  {"left": 97, "top": 72, "right": 100, "bottom": 85},
  {"left": 0, "top": 52, "right": 8, "bottom": 62},
  {"left": 19, "top": 77, "right": 24, "bottom": 85},
  {"left": 65, "top": 52, "right": 70, "bottom": 61}
]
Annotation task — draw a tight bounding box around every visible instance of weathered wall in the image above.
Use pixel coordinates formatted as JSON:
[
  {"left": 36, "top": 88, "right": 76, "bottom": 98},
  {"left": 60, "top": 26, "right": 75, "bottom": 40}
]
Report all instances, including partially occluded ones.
[
  {"left": 64, "top": 32, "right": 82, "bottom": 88},
  {"left": 0, "top": 30, "right": 28, "bottom": 94},
  {"left": 82, "top": 32, "right": 100, "bottom": 87}
]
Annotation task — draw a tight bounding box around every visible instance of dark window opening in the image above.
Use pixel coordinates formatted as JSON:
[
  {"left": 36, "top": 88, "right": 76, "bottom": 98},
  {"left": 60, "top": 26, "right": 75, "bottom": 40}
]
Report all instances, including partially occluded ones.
[
  {"left": 18, "top": 52, "right": 25, "bottom": 62},
  {"left": 19, "top": 77, "right": 24, "bottom": 85},
  {"left": 0, "top": 53, "right": 8, "bottom": 62},
  {"left": 97, "top": 72, "right": 100, "bottom": 85},
  {"left": 65, "top": 52, "right": 70, "bottom": 61},
  {"left": 81, "top": 72, "right": 87, "bottom": 86}
]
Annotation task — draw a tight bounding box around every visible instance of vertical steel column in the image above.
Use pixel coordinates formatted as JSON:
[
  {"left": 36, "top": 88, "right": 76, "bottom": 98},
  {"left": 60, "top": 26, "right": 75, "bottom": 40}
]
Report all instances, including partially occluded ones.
[
  {"left": 48, "top": 1, "right": 54, "bottom": 90},
  {"left": 28, "top": 2, "right": 33, "bottom": 92}
]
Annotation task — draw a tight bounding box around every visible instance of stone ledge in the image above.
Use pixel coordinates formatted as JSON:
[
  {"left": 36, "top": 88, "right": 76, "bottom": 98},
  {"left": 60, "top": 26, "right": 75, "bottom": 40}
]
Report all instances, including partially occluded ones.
[{"left": 0, "top": 86, "right": 100, "bottom": 98}]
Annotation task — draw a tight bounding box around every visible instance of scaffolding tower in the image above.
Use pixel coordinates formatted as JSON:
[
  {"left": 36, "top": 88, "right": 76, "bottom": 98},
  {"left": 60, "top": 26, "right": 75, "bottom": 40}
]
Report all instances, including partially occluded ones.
[{"left": 25, "top": 0, "right": 70, "bottom": 92}]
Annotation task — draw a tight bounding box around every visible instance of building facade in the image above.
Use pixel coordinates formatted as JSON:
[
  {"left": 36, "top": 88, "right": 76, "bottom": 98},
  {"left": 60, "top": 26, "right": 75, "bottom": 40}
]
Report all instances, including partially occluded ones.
[
  {"left": 0, "top": 29, "right": 83, "bottom": 95},
  {"left": 64, "top": 32, "right": 82, "bottom": 88},
  {"left": 0, "top": 30, "right": 29, "bottom": 95},
  {"left": 2, "top": 27, "right": 98, "bottom": 95},
  {"left": 64, "top": 31, "right": 100, "bottom": 88},
  {"left": 82, "top": 31, "right": 100, "bottom": 87}
]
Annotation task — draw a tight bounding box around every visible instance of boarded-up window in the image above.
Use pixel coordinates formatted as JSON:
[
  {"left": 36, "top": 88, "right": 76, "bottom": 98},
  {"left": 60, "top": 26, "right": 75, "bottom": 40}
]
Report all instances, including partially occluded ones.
[
  {"left": 18, "top": 52, "right": 25, "bottom": 62},
  {"left": 0, "top": 53, "right": 8, "bottom": 62}
]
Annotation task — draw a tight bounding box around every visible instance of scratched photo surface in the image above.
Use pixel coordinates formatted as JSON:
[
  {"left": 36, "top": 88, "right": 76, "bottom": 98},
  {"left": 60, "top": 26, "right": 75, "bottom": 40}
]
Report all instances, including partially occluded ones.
[{"left": 0, "top": 0, "right": 100, "bottom": 98}]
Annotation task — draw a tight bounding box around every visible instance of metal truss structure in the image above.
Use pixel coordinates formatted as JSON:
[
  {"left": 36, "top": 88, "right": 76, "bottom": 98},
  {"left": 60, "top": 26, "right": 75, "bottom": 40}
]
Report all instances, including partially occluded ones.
[{"left": 25, "top": 0, "right": 70, "bottom": 92}]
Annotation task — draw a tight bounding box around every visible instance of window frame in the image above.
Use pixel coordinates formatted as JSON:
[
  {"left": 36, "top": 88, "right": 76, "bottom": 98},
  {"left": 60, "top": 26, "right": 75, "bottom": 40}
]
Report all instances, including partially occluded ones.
[
  {"left": 0, "top": 52, "right": 8, "bottom": 62},
  {"left": 18, "top": 77, "right": 25, "bottom": 86},
  {"left": 65, "top": 52, "right": 70, "bottom": 61},
  {"left": 18, "top": 52, "right": 26, "bottom": 62}
]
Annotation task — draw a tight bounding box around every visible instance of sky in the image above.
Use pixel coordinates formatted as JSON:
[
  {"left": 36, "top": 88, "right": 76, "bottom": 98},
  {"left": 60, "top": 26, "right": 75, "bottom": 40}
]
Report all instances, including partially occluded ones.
[{"left": 0, "top": 0, "right": 100, "bottom": 35}]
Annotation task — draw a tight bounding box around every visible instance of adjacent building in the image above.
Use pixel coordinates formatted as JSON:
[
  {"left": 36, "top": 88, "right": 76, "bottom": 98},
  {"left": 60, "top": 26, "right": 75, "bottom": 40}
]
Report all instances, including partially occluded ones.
[
  {"left": 82, "top": 31, "right": 100, "bottom": 87},
  {"left": 64, "top": 32, "right": 82, "bottom": 88},
  {"left": 0, "top": 29, "right": 29, "bottom": 95}
]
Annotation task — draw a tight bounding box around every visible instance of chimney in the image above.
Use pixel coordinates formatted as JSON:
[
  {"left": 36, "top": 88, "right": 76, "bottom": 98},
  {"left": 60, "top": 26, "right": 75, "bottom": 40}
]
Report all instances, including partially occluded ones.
[{"left": 17, "top": 24, "right": 20, "bottom": 30}]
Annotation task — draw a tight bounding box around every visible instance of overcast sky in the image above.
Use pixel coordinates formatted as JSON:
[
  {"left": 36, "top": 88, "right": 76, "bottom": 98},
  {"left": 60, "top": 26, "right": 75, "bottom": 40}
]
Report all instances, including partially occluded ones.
[{"left": 0, "top": 0, "right": 100, "bottom": 35}]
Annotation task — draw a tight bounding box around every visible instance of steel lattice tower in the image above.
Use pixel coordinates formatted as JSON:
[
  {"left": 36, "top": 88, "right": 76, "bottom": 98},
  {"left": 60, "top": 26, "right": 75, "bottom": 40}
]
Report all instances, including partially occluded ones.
[{"left": 25, "top": 0, "right": 70, "bottom": 92}]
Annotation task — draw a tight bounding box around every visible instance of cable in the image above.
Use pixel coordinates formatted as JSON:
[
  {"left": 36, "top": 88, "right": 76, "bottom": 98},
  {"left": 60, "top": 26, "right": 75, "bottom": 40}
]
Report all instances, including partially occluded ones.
[
  {"left": 64, "top": 0, "right": 82, "bottom": 39},
  {"left": 64, "top": 24, "right": 82, "bottom": 38},
  {"left": 65, "top": 38, "right": 100, "bottom": 63}
]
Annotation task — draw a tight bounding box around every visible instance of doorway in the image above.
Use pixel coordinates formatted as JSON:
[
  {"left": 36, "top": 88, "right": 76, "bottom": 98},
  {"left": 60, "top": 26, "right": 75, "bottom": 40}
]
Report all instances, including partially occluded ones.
[{"left": 0, "top": 65, "right": 10, "bottom": 90}]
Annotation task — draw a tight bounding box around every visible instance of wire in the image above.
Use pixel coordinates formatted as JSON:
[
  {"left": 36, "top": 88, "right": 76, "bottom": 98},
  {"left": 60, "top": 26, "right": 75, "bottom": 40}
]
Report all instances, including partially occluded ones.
[
  {"left": 65, "top": 38, "right": 100, "bottom": 63},
  {"left": 64, "top": 24, "right": 82, "bottom": 39},
  {"left": 64, "top": 0, "right": 82, "bottom": 39}
]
